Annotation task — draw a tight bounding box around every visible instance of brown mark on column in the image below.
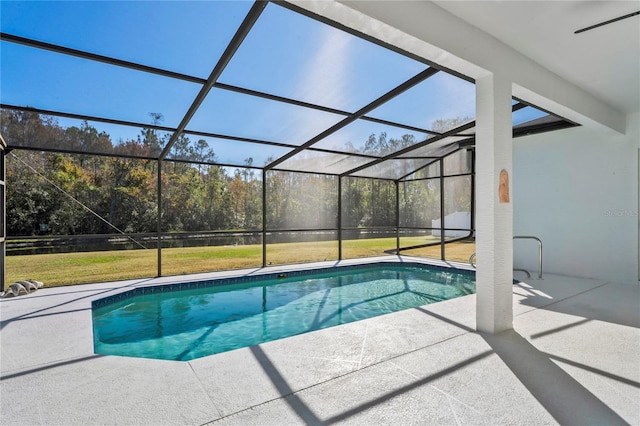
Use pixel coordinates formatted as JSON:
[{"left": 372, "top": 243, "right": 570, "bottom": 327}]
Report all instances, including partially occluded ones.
[{"left": 499, "top": 169, "right": 510, "bottom": 203}]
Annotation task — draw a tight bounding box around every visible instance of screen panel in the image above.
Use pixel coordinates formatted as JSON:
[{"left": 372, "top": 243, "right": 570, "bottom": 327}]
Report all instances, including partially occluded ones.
[
  {"left": 312, "top": 118, "right": 429, "bottom": 156},
  {"left": 0, "top": 1, "right": 252, "bottom": 78},
  {"left": 513, "top": 106, "right": 548, "bottom": 126},
  {"left": 188, "top": 88, "right": 344, "bottom": 146},
  {"left": 219, "top": 3, "right": 428, "bottom": 112},
  {"left": 1, "top": 42, "right": 200, "bottom": 128},
  {"left": 351, "top": 158, "right": 435, "bottom": 180},
  {"left": 369, "top": 71, "right": 475, "bottom": 131},
  {"left": 266, "top": 171, "right": 338, "bottom": 230},
  {"left": 443, "top": 149, "right": 472, "bottom": 176},
  {"left": 168, "top": 134, "right": 293, "bottom": 167},
  {"left": 399, "top": 179, "right": 441, "bottom": 228},
  {"left": 277, "top": 151, "right": 375, "bottom": 175}
]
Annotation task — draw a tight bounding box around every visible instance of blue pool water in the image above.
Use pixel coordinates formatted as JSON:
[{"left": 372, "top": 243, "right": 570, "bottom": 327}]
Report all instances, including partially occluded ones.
[{"left": 92, "top": 263, "right": 475, "bottom": 361}]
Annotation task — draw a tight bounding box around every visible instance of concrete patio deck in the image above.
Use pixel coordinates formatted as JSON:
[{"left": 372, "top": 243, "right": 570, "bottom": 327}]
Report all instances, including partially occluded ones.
[{"left": 1, "top": 257, "right": 638, "bottom": 425}]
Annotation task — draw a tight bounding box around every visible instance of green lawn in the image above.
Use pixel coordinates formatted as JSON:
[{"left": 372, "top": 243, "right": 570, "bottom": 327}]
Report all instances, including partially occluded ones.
[{"left": 6, "top": 237, "right": 475, "bottom": 287}]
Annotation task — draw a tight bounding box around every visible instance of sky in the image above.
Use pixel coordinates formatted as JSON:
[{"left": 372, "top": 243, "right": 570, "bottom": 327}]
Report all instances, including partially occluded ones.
[{"left": 0, "top": 1, "right": 547, "bottom": 168}]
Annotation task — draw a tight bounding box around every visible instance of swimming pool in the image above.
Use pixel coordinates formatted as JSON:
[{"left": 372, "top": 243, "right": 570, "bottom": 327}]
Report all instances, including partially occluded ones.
[{"left": 91, "top": 262, "right": 475, "bottom": 361}]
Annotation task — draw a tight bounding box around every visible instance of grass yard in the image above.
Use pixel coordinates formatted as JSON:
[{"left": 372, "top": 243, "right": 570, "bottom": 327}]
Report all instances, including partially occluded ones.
[
  {"left": 402, "top": 239, "right": 476, "bottom": 263},
  {"left": 5, "top": 237, "right": 476, "bottom": 287}
]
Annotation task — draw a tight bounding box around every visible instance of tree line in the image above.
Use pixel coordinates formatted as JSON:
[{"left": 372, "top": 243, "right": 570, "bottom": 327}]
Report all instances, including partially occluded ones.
[{"left": 1, "top": 110, "right": 469, "bottom": 238}]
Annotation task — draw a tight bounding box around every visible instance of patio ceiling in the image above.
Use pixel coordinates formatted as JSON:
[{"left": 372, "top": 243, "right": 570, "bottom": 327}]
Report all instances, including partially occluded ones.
[
  {"left": 433, "top": 0, "right": 640, "bottom": 116},
  {"left": 0, "top": 1, "right": 577, "bottom": 181}
]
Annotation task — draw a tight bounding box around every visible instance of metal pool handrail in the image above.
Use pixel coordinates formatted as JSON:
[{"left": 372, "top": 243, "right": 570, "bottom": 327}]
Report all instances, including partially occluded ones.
[
  {"left": 468, "top": 235, "right": 543, "bottom": 279},
  {"left": 513, "top": 236, "right": 543, "bottom": 279}
]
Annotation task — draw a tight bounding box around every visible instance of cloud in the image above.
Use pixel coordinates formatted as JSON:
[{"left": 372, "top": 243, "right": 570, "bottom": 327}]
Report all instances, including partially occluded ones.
[
  {"left": 273, "top": 25, "right": 355, "bottom": 151},
  {"left": 294, "top": 25, "right": 353, "bottom": 111}
]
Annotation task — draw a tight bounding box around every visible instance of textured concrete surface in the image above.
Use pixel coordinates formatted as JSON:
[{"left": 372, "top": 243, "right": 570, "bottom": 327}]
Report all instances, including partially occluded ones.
[{"left": 1, "top": 258, "right": 638, "bottom": 425}]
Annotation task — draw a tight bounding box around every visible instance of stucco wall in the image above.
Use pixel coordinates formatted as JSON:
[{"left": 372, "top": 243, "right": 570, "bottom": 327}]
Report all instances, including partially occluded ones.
[{"left": 513, "top": 113, "right": 639, "bottom": 284}]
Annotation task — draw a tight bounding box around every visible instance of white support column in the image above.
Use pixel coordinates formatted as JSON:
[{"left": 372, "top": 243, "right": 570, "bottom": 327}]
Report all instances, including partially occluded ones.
[{"left": 475, "top": 73, "right": 513, "bottom": 334}]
